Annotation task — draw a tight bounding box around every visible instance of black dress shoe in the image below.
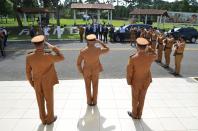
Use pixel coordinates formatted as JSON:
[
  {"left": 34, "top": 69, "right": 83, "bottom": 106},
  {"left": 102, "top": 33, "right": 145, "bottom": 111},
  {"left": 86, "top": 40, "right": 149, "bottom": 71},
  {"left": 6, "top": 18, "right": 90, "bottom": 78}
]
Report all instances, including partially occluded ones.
[
  {"left": 47, "top": 116, "right": 57, "bottom": 125},
  {"left": 127, "top": 111, "right": 138, "bottom": 119},
  {"left": 164, "top": 65, "right": 169, "bottom": 68},
  {"left": 174, "top": 73, "right": 180, "bottom": 76}
]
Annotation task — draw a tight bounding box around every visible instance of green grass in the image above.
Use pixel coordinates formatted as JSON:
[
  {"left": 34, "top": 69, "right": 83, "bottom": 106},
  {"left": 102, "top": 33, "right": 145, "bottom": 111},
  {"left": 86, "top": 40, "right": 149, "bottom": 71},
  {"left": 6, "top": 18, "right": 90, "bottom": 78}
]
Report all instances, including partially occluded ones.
[
  {"left": 1, "top": 18, "right": 198, "bottom": 40},
  {"left": 1, "top": 18, "right": 129, "bottom": 27},
  {"left": 8, "top": 34, "right": 80, "bottom": 40}
]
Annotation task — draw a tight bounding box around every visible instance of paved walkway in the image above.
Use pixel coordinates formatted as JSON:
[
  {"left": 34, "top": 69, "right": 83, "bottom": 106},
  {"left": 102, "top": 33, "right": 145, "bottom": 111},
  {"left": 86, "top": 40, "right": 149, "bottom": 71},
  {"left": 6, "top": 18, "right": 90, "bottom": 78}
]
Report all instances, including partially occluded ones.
[{"left": 0, "top": 78, "right": 198, "bottom": 131}]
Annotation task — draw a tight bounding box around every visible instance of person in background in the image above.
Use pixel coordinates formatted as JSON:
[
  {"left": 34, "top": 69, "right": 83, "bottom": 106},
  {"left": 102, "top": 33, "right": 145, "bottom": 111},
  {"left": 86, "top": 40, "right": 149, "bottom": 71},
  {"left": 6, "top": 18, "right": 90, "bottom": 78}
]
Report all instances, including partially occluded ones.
[
  {"left": 78, "top": 25, "right": 85, "bottom": 43},
  {"left": 156, "top": 33, "right": 165, "bottom": 63},
  {"left": 109, "top": 25, "right": 115, "bottom": 42},
  {"left": 163, "top": 34, "right": 175, "bottom": 68},
  {"left": 93, "top": 23, "right": 98, "bottom": 39},
  {"left": 98, "top": 24, "right": 103, "bottom": 40},
  {"left": 130, "top": 27, "right": 137, "bottom": 47},
  {"left": 1, "top": 27, "right": 8, "bottom": 47},
  {"left": 119, "top": 26, "right": 125, "bottom": 42},
  {"left": 30, "top": 25, "right": 36, "bottom": 38},
  {"left": 43, "top": 25, "right": 50, "bottom": 40},
  {"left": 0, "top": 31, "right": 5, "bottom": 57},
  {"left": 173, "top": 36, "right": 186, "bottom": 76},
  {"left": 103, "top": 25, "right": 108, "bottom": 43},
  {"left": 85, "top": 24, "right": 93, "bottom": 38}
]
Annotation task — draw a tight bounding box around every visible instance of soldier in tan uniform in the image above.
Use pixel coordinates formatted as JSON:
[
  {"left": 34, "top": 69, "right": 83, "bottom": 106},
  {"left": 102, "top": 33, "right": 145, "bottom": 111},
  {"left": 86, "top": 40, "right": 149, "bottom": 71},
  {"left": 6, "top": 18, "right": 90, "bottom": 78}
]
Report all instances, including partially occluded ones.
[
  {"left": 156, "top": 33, "right": 165, "bottom": 63},
  {"left": 130, "top": 27, "right": 137, "bottom": 47},
  {"left": 150, "top": 29, "right": 158, "bottom": 51},
  {"left": 173, "top": 36, "right": 185, "bottom": 76},
  {"left": 77, "top": 34, "right": 109, "bottom": 106},
  {"left": 26, "top": 35, "right": 64, "bottom": 125},
  {"left": 79, "top": 25, "right": 85, "bottom": 42},
  {"left": 140, "top": 28, "right": 146, "bottom": 38},
  {"left": 145, "top": 28, "right": 152, "bottom": 41},
  {"left": 126, "top": 38, "right": 157, "bottom": 119},
  {"left": 163, "top": 35, "right": 175, "bottom": 68}
]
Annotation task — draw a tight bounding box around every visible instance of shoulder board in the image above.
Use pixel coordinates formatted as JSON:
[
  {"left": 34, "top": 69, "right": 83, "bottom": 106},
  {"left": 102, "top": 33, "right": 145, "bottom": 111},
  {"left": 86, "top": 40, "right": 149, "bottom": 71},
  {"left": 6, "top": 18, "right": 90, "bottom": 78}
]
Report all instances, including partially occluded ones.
[
  {"left": 80, "top": 47, "right": 87, "bottom": 52},
  {"left": 130, "top": 53, "right": 136, "bottom": 58},
  {"left": 27, "top": 51, "right": 34, "bottom": 54},
  {"left": 45, "top": 50, "right": 52, "bottom": 54}
]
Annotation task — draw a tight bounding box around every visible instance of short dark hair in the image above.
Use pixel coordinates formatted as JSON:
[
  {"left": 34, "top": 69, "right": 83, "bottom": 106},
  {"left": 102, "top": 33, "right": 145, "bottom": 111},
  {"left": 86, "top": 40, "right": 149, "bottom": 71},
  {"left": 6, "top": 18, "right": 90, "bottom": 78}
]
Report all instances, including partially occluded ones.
[
  {"left": 137, "top": 44, "right": 147, "bottom": 50},
  {"left": 33, "top": 41, "right": 44, "bottom": 48}
]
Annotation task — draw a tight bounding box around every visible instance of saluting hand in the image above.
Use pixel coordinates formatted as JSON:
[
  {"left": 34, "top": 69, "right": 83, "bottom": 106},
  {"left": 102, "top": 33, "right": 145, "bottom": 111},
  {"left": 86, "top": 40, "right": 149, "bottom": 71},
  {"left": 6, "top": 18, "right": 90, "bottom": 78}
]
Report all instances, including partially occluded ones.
[
  {"left": 95, "top": 39, "right": 102, "bottom": 44},
  {"left": 45, "top": 41, "right": 54, "bottom": 49}
]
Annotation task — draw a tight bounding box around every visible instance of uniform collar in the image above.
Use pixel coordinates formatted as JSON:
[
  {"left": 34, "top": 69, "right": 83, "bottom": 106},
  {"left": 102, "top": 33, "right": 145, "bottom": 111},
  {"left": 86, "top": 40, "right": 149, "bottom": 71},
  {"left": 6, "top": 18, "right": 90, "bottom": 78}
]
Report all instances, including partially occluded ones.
[{"left": 35, "top": 49, "right": 44, "bottom": 53}]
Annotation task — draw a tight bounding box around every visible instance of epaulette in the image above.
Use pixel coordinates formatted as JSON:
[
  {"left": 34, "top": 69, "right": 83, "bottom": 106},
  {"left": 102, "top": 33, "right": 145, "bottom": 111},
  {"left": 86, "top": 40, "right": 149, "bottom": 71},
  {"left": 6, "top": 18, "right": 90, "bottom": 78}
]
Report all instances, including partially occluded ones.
[
  {"left": 80, "top": 47, "right": 87, "bottom": 52},
  {"left": 130, "top": 53, "right": 136, "bottom": 58},
  {"left": 44, "top": 50, "right": 52, "bottom": 54},
  {"left": 27, "top": 51, "right": 34, "bottom": 54}
]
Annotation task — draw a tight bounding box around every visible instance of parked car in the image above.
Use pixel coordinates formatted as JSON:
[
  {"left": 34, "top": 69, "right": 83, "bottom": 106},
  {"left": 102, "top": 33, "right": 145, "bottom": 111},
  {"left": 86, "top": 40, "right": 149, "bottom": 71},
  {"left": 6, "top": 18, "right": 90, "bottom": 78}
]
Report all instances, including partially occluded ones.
[
  {"left": 167, "top": 27, "right": 198, "bottom": 43},
  {"left": 113, "top": 24, "right": 152, "bottom": 42}
]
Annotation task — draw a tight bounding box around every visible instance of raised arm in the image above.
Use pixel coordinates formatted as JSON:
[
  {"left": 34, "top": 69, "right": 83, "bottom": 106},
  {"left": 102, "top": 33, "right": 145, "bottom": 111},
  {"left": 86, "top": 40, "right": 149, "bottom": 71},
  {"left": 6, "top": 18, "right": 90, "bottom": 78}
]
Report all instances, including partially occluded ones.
[
  {"left": 45, "top": 42, "right": 64, "bottom": 62},
  {"left": 96, "top": 39, "right": 109, "bottom": 54}
]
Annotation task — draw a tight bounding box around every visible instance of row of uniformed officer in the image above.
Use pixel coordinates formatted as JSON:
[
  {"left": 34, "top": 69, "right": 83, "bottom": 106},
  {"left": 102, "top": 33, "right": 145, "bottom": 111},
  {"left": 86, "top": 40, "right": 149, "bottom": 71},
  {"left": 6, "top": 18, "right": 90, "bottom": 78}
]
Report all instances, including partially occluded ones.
[{"left": 134, "top": 28, "right": 186, "bottom": 76}]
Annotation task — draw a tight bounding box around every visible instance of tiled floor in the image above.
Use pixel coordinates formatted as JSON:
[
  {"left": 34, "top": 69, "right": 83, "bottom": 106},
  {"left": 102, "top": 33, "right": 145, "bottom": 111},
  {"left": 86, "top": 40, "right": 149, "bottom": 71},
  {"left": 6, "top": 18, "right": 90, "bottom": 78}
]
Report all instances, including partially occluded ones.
[{"left": 0, "top": 78, "right": 198, "bottom": 131}]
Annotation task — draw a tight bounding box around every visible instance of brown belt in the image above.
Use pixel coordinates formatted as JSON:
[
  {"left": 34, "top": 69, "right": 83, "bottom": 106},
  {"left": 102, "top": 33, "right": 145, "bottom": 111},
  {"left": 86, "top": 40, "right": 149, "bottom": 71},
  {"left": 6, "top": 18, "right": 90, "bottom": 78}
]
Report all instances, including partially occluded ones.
[{"left": 175, "top": 53, "right": 183, "bottom": 55}]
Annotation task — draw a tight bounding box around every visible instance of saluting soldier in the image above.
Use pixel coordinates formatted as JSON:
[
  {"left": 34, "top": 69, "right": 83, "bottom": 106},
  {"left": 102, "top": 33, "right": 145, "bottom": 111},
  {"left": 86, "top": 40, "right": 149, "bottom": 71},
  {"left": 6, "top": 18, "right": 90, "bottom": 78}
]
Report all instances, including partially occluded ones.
[
  {"left": 77, "top": 34, "right": 109, "bottom": 106},
  {"left": 173, "top": 36, "right": 186, "bottom": 76},
  {"left": 145, "top": 28, "right": 152, "bottom": 41},
  {"left": 163, "top": 34, "right": 175, "bottom": 68},
  {"left": 26, "top": 35, "right": 64, "bottom": 125},
  {"left": 156, "top": 33, "right": 165, "bottom": 63},
  {"left": 140, "top": 28, "right": 146, "bottom": 38},
  {"left": 126, "top": 37, "right": 157, "bottom": 119},
  {"left": 151, "top": 29, "right": 158, "bottom": 52},
  {"left": 130, "top": 27, "right": 137, "bottom": 47}
]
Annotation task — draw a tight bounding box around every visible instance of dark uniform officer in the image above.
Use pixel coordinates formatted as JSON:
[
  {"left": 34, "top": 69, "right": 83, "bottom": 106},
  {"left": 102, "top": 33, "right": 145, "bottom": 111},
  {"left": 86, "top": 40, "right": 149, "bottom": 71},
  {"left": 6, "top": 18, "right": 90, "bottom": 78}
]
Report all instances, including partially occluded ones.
[
  {"left": 126, "top": 38, "right": 157, "bottom": 119},
  {"left": 26, "top": 35, "right": 64, "bottom": 125},
  {"left": 77, "top": 34, "right": 109, "bottom": 106}
]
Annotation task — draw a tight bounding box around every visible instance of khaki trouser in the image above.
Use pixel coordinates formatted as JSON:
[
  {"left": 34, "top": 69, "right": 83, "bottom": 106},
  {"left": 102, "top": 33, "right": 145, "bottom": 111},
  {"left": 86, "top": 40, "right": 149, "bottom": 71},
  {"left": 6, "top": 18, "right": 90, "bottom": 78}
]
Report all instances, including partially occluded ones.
[
  {"left": 34, "top": 81, "right": 54, "bottom": 123},
  {"left": 164, "top": 49, "right": 172, "bottom": 66},
  {"left": 83, "top": 74, "right": 99, "bottom": 104},
  {"left": 175, "top": 54, "right": 183, "bottom": 74},
  {"left": 131, "top": 85, "right": 148, "bottom": 118},
  {"left": 157, "top": 44, "right": 163, "bottom": 61}
]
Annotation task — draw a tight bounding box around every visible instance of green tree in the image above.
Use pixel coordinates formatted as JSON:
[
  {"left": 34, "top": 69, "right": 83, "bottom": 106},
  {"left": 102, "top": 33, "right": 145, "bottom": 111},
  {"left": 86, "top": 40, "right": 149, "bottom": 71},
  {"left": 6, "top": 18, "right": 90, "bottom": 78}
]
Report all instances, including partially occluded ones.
[{"left": 0, "top": 0, "right": 13, "bottom": 17}]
